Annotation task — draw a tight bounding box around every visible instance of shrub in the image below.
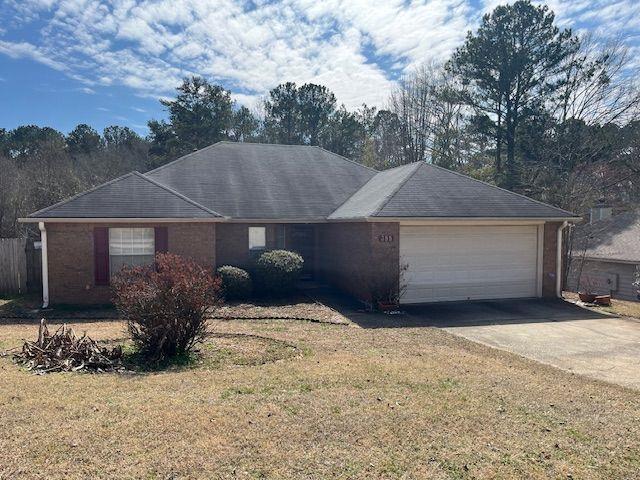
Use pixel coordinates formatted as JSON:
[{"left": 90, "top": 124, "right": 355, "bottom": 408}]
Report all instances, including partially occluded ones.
[
  {"left": 254, "top": 250, "right": 304, "bottom": 297},
  {"left": 111, "top": 253, "right": 222, "bottom": 362},
  {"left": 216, "top": 265, "right": 252, "bottom": 300}
]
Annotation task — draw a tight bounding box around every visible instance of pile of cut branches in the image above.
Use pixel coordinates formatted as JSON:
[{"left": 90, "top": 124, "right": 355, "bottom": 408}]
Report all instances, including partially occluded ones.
[{"left": 14, "top": 319, "right": 123, "bottom": 373}]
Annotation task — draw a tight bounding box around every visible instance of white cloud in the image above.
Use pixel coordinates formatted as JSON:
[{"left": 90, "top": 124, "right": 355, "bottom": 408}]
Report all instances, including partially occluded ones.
[
  {"left": 0, "top": 40, "right": 68, "bottom": 71},
  {"left": 0, "top": 0, "right": 637, "bottom": 110}
]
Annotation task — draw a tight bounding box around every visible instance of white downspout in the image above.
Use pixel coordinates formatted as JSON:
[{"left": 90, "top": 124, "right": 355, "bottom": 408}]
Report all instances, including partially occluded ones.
[
  {"left": 39, "top": 222, "right": 49, "bottom": 308},
  {"left": 556, "top": 221, "right": 569, "bottom": 298}
]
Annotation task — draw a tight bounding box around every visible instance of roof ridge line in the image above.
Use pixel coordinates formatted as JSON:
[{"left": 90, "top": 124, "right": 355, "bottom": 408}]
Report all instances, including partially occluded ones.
[
  {"left": 145, "top": 141, "right": 224, "bottom": 175},
  {"left": 424, "top": 163, "right": 576, "bottom": 216},
  {"left": 370, "top": 162, "right": 423, "bottom": 217},
  {"left": 219, "top": 140, "right": 312, "bottom": 148},
  {"left": 28, "top": 171, "right": 139, "bottom": 218},
  {"left": 132, "top": 172, "right": 224, "bottom": 217}
]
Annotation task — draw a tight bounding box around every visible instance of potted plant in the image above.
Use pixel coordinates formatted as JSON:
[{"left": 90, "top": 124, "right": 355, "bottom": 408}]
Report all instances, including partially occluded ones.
[
  {"left": 578, "top": 275, "right": 598, "bottom": 303},
  {"left": 366, "top": 263, "right": 409, "bottom": 312}
]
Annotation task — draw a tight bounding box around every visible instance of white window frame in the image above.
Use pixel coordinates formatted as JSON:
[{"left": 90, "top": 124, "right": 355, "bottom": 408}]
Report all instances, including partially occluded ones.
[
  {"left": 109, "top": 227, "right": 155, "bottom": 276},
  {"left": 248, "top": 226, "right": 266, "bottom": 251}
]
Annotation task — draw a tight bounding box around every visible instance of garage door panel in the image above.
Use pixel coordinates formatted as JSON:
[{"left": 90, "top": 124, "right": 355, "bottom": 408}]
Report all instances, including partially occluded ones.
[
  {"left": 407, "top": 253, "right": 537, "bottom": 271},
  {"left": 404, "top": 280, "right": 537, "bottom": 303},
  {"left": 400, "top": 225, "right": 539, "bottom": 304}
]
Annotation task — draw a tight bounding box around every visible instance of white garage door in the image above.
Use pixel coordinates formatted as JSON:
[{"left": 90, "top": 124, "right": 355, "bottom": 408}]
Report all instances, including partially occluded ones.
[{"left": 400, "top": 225, "right": 540, "bottom": 304}]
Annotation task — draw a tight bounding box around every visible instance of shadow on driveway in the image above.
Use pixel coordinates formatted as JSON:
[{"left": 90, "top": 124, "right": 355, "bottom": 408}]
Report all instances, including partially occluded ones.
[
  {"left": 305, "top": 285, "right": 611, "bottom": 329},
  {"left": 400, "top": 298, "right": 611, "bottom": 328}
]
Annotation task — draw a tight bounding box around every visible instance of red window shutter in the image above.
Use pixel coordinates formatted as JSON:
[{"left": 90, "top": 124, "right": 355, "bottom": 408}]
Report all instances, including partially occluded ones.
[
  {"left": 94, "top": 227, "right": 109, "bottom": 286},
  {"left": 155, "top": 226, "right": 168, "bottom": 254}
]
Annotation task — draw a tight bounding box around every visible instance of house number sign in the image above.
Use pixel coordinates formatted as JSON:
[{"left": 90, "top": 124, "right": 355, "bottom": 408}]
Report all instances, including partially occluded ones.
[{"left": 378, "top": 234, "right": 394, "bottom": 243}]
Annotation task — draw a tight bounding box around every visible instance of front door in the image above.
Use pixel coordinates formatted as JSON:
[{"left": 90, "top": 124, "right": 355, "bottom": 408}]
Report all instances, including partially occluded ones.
[{"left": 290, "top": 225, "right": 315, "bottom": 278}]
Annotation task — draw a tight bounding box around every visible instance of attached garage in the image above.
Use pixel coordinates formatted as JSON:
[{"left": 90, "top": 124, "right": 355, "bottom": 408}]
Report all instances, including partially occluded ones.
[{"left": 400, "top": 224, "right": 543, "bottom": 304}]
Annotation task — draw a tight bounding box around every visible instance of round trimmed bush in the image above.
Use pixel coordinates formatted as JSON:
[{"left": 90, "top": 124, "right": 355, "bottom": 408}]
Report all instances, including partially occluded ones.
[
  {"left": 216, "top": 265, "right": 252, "bottom": 300},
  {"left": 255, "top": 250, "right": 304, "bottom": 297}
]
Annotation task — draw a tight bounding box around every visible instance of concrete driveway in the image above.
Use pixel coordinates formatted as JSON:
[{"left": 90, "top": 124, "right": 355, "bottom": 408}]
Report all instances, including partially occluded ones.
[{"left": 404, "top": 299, "right": 640, "bottom": 390}]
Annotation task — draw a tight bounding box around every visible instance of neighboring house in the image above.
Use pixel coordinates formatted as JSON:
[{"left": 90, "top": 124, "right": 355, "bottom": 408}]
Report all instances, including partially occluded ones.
[
  {"left": 568, "top": 209, "right": 640, "bottom": 301},
  {"left": 21, "top": 142, "right": 579, "bottom": 306}
]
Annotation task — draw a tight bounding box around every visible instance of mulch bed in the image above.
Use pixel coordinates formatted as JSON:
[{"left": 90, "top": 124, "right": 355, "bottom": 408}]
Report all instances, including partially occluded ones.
[{"left": 210, "top": 299, "right": 351, "bottom": 325}]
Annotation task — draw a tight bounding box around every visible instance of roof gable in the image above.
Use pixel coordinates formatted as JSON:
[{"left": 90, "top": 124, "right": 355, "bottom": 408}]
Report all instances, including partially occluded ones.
[
  {"left": 328, "top": 163, "right": 421, "bottom": 219},
  {"left": 368, "top": 163, "right": 575, "bottom": 218},
  {"left": 146, "top": 142, "right": 376, "bottom": 219},
  {"left": 28, "top": 172, "right": 221, "bottom": 219}
]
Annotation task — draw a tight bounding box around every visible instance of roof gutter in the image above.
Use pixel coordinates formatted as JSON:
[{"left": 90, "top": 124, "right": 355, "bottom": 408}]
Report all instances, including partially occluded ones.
[
  {"left": 556, "top": 221, "right": 569, "bottom": 298},
  {"left": 327, "top": 216, "right": 582, "bottom": 223},
  {"left": 19, "top": 217, "right": 227, "bottom": 223},
  {"left": 579, "top": 256, "right": 640, "bottom": 265}
]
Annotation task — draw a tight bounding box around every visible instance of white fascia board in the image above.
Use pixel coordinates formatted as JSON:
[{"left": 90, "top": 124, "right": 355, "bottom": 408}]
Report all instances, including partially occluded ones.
[{"left": 19, "top": 217, "right": 226, "bottom": 223}]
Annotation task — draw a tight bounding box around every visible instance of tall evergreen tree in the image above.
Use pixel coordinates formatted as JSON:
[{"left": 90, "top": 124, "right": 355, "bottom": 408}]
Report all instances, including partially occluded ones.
[
  {"left": 67, "top": 124, "right": 102, "bottom": 155},
  {"left": 448, "top": 0, "right": 578, "bottom": 189},
  {"left": 263, "top": 82, "right": 338, "bottom": 146},
  {"left": 263, "top": 82, "right": 302, "bottom": 144},
  {"left": 149, "top": 76, "right": 234, "bottom": 158},
  {"left": 298, "top": 83, "right": 336, "bottom": 145},
  {"left": 229, "top": 106, "right": 260, "bottom": 142}
]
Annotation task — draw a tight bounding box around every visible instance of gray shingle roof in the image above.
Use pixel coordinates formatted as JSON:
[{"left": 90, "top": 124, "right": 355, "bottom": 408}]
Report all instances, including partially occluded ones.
[
  {"left": 572, "top": 211, "right": 640, "bottom": 262},
  {"left": 331, "top": 162, "right": 576, "bottom": 219},
  {"left": 26, "top": 143, "right": 576, "bottom": 221},
  {"left": 28, "top": 172, "right": 221, "bottom": 219},
  {"left": 146, "top": 142, "right": 376, "bottom": 219}
]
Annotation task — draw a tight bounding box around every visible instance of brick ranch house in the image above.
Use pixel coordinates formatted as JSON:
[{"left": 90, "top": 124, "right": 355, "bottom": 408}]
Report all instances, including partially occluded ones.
[{"left": 21, "top": 142, "right": 580, "bottom": 307}]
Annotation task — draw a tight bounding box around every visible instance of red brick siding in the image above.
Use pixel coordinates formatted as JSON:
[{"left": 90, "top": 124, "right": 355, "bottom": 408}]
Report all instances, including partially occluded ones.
[
  {"left": 46, "top": 220, "right": 561, "bottom": 305},
  {"left": 46, "top": 222, "right": 216, "bottom": 305},
  {"left": 167, "top": 223, "right": 216, "bottom": 266},
  {"left": 317, "top": 222, "right": 400, "bottom": 304},
  {"left": 47, "top": 223, "right": 109, "bottom": 305},
  {"left": 317, "top": 223, "right": 370, "bottom": 299},
  {"left": 542, "top": 222, "right": 561, "bottom": 297}
]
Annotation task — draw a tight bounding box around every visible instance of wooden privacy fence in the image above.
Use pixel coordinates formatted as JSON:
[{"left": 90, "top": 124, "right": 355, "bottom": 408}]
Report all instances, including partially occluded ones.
[{"left": 0, "top": 238, "right": 42, "bottom": 294}]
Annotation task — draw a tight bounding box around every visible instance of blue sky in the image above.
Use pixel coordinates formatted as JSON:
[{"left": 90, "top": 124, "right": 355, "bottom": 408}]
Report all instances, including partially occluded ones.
[{"left": 0, "top": 0, "right": 638, "bottom": 136}]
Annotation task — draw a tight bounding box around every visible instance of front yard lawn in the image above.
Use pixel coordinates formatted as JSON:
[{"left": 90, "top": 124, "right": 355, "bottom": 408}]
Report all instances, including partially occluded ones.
[{"left": 1, "top": 316, "right": 639, "bottom": 479}]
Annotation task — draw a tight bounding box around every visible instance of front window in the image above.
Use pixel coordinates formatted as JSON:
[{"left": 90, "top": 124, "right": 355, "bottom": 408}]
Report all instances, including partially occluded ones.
[
  {"left": 109, "top": 227, "right": 155, "bottom": 276},
  {"left": 248, "top": 226, "right": 266, "bottom": 251}
]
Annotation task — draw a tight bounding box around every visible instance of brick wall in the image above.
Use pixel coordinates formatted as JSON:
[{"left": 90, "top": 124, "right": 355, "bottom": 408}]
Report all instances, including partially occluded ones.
[
  {"left": 317, "top": 222, "right": 399, "bottom": 304},
  {"left": 542, "top": 222, "right": 562, "bottom": 297},
  {"left": 46, "top": 222, "right": 216, "bottom": 305},
  {"left": 45, "top": 219, "right": 561, "bottom": 305}
]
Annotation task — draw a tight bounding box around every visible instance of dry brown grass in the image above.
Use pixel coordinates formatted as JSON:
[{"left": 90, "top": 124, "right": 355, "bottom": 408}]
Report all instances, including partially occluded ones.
[{"left": 1, "top": 316, "right": 639, "bottom": 479}]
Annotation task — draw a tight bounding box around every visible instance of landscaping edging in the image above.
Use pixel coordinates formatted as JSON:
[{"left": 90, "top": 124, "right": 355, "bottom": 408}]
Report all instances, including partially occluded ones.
[{"left": 209, "top": 314, "right": 350, "bottom": 325}]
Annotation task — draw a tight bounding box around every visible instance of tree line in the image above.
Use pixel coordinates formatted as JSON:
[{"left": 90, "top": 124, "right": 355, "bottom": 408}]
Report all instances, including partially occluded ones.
[{"left": 1, "top": 0, "right": 638, "bottom": 238}]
